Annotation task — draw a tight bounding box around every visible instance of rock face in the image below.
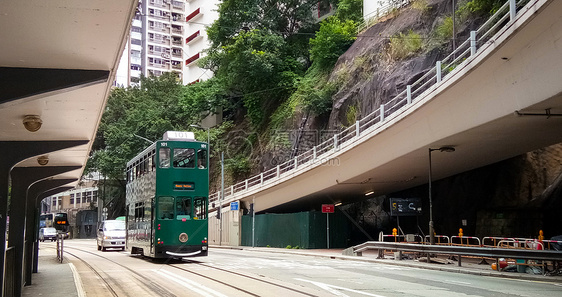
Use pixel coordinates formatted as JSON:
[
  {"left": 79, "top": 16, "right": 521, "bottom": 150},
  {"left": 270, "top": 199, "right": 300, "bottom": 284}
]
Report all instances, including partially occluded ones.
[{"left": 327, "top": 0, "right": 562, "bottom": 241}]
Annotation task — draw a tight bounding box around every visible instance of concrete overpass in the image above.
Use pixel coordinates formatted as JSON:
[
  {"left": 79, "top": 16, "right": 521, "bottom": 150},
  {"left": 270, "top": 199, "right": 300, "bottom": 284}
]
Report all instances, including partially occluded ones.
[
  {"left": 0, "top": 1, "right": 137, "bottom": 295},
  {"left": 208, "top": 0, "right": 562, "bottom": 244}
]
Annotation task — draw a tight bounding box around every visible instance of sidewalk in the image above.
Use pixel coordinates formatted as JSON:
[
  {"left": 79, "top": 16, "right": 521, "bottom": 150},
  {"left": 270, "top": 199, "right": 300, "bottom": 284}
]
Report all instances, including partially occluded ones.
[
  {"left": 211, "top": 245, "right": 562, "bottom": 283},
  {"left": 22, "top": 247, "right": 81, "bottom": 297}
]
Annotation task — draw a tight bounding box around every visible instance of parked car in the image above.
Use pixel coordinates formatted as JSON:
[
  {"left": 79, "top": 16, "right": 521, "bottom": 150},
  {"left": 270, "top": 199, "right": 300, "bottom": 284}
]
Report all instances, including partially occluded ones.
[
  {"left": 96, "top": 220, "right": 126, "bottom": 251},
  {"left": 39, "top": 227, "right": 57, "bottom": 242}
]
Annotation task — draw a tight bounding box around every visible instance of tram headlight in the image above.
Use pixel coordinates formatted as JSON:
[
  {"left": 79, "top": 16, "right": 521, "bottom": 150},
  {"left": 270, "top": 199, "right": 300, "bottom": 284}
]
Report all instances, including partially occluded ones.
[{"left": 202, "top": 237, "right": 208, "bottom": 245}]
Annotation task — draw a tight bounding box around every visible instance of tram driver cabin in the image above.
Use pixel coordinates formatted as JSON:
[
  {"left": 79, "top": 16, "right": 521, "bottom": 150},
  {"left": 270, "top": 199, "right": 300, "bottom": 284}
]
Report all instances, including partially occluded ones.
[{"left": 125, "top": 131, "right": 209, "bottom": 259}]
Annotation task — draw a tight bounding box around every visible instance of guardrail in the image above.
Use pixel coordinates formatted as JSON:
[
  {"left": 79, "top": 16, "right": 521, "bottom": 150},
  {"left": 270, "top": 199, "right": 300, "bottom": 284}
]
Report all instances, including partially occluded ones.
[
  {"left": 350, "top": 241, "right": 562, "bottom": 268},
  {"left": 208, "top": 0, "right": 534, "bottom": 208}
]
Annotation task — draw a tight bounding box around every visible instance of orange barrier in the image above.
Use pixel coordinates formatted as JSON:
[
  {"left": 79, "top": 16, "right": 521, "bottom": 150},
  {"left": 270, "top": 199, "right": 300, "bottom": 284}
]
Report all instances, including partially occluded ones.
[
  {"left": 542, "top": 239, "right": 562, "bottom": 251},
  {"left": 423, "top": 235, "right": 450, "bottom": 245},
  {"left": 450, "top": 235, "right": 481, "bottom": 247},
  {"left": 482, "top": 236, "right": 516, "bottom": 247}
]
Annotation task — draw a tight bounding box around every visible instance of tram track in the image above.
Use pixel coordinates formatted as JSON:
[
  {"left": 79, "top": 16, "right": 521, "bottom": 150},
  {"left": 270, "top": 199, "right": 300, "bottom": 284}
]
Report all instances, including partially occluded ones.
[
  {"left": 171, "top": 260, "right": 319, "bottom": 297},
  {"left": 58, "top": 244, "right": 319, "bottom": 296},
  {"left": 57, "top": 246, "right": 177, "bottom": 297}
]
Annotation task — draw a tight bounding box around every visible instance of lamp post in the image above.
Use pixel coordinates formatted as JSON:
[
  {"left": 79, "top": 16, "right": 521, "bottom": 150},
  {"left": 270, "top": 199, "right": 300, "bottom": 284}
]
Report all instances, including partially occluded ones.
[
  {"left": 428, "top": 146, "right": 455, "bottom": 245},
  {"left": 452, "top": 0, "right": 456, "bottom": 52}
]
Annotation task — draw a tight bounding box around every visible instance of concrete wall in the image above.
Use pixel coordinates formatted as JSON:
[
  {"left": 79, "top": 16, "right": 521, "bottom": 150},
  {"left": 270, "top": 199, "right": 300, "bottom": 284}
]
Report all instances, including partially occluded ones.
[{"left": 208, "top": 208, "right": 241, "bottom": 246}]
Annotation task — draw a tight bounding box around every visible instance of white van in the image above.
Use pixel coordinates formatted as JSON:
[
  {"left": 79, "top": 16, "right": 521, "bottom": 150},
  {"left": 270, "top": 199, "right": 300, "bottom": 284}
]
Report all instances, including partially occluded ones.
[
  {"left": 96, "top": 220, "right": 126, "bottom": 251},
  {"left": 39, "top": 227, "right": 57, "bottom": 242}
]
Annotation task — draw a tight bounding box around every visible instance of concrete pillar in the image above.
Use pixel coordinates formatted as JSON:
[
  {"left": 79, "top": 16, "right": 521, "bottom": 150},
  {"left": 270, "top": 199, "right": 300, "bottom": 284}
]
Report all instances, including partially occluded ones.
[
  {"left": 0, "top": 140, "right": 87, "bottom": 294},
  {"left": 33, "top": 187, "right": 72, "bottom": 274},
  {"left": 26, "top": 181, "right": 75, "bottom": 283},
  {"left": 9, "top": 167, "right": 80, "bottom": 295}
]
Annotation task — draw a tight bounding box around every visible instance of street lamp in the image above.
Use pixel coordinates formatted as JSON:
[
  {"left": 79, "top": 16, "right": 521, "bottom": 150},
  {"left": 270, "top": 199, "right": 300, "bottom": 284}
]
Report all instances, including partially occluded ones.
[{"left": 428, "top": 146, "right": 455, "bottom": 245}]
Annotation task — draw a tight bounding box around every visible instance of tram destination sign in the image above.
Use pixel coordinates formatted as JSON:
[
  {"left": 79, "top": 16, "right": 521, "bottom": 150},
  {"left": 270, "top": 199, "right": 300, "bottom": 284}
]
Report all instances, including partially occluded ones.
[{"left": 390, "top": 198, "right": 422, "bottom": 216}]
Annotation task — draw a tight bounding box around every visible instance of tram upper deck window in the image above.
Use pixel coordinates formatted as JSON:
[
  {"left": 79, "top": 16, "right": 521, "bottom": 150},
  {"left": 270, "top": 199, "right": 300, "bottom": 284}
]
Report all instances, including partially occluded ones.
[
  {"left": 159, "top": 147, "right": 170, "bottom": 168},
  {"left": 197, "top": 149, "right": 207, "bottom": 169},
  {"left": 176, "top": 197, "right": 192, "bottom": 220},
  {"left": 158, "top": 196, "right": 174, "bottom": 220},
  {"left": 173, "top": 148, "right": 195, "bottom": 168}
]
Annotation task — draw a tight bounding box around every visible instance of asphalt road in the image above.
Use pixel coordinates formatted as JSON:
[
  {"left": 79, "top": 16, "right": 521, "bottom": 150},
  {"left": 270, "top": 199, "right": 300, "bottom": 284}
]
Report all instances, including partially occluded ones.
[{"left": 57, "top": 239, "right": 561, "bottom": 297}]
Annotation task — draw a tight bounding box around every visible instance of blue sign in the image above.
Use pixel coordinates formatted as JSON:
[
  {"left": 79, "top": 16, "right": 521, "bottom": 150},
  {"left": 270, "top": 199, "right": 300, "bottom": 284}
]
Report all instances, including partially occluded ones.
[{"left": 230, "top": 201, "right": 239, "bottom": 211}]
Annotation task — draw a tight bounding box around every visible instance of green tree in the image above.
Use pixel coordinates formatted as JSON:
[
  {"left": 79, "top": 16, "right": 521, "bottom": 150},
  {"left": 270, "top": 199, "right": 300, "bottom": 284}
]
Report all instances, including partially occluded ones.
[
  {"left": 206, "top": 0, "right": 323, "bottom": 47},
  {"left": 202, "top": 29, "right": 302, "bottom": 128},
  {"left": 86, "top": 73, "right": 194, "bottom": 215},
  {"left": 309, "top": 17, "right": 357, "bottom": 70},
  {"left": 334, "top": 0, "right": 363, "bottom": 24}
]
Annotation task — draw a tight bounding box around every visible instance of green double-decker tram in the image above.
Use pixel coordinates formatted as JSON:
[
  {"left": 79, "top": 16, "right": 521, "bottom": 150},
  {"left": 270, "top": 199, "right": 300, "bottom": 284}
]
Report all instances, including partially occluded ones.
[{"left": 126, "top": 131, "right": 208, "bottom": 259}]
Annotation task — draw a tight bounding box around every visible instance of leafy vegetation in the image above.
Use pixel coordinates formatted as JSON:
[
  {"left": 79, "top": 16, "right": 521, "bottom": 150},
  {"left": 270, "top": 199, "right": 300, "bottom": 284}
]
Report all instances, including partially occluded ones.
[
  {"left": 346, "top": 104, "right": 358, "bottom": 126},
  {"left": 309, "top": 17, "right": 357, "bottom": 70},
  {"left": 459, "top": 0, "right": 505, "bottom": 16},
  {"left": 435, "top": 16, "right": 454, "bottom": 44},
  {"left": 412, "top": 0, "right": 430, "bottom": 12},
  {"left": 387, "top": 30, "right": 423, "bottom": 60}
]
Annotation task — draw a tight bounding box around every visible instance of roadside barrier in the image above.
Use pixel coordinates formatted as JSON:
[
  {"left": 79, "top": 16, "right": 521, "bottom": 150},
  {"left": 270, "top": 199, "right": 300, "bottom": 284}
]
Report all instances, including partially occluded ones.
[
  {"left": 375, "top": 229, "right": 561, "bottom": 273},
  {"left": 498, "top": 238, "right": 544, "bottom": 250},
  {"left": 424, "top": 235, "right": 450, "bottom": 245},
  {"left": 451, "top": 235, "right": 481, "bottom": 247},
  {"left": 380, "top": 234, "right": 423, "bottom": 243},
  {"left": 542, "top": 240, "right": 562, "bottom": 251},
  {"left": 482, "top": 236, "right": 516, "bottom": 247}
]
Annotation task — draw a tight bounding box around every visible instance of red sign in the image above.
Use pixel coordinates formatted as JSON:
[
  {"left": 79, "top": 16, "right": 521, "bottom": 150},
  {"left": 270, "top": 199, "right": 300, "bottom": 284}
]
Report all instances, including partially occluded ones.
[{"left": 322, "top": 204, "right": 334, "bottom": 213}]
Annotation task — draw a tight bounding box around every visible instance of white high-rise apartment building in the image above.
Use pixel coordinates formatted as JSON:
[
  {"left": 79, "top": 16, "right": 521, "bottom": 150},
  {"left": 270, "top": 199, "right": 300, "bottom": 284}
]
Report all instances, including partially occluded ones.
[{"left": 116, "top": 0, "right": 219, "bottom": 87}]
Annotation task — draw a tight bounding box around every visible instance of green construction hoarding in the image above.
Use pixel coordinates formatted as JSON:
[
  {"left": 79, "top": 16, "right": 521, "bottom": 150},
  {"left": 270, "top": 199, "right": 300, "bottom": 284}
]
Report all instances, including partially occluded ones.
[{"left": 241, "top": 210, "right": 349, "bottom": 248}]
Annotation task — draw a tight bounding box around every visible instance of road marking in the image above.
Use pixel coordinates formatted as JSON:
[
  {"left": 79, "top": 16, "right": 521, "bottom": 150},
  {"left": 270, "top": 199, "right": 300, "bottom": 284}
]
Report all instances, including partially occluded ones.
[
  {"left": 442, "top": 280, "right": 471, "bottom": 285},
  {"left": 295, "top": 278, "right": 388, "bottom": 297},
  {"left": 338, "top": 278, "right": 364, "bottom": 285},
  {"left": 69, "top": 263, "right": 86, "bottom": 297},
  {"left": 153, "top": 269, "right": 228, "bottom": 297}
]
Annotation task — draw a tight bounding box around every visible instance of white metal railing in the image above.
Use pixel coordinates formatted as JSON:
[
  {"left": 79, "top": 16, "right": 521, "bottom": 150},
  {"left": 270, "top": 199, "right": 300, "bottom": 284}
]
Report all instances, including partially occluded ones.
[{"left": 209, "top": 0, "right": 532, "bottom": 207}]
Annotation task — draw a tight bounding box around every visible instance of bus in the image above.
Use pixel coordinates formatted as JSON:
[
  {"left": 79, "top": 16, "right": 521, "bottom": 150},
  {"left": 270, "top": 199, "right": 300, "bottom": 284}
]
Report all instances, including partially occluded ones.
[
  {"left": 39, "top": 213, "right": 54, "bottom": 228},
  {"left": 125, "top": 131, "right": 209, "bottom": 259}
]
